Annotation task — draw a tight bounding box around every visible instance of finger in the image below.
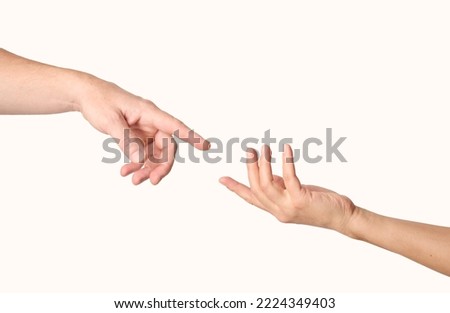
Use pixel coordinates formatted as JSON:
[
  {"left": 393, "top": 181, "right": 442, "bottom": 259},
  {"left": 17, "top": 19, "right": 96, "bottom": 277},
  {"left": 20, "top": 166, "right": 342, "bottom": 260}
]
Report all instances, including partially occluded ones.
[
  {"left": 258, "top": 145, "right": 282, "bottom": 199},
  {"left": 153, "top": 109, "right": 210, "bottom": 151},
  {"left": 219, "top": 176, "right": 266, "bottom": 210},
  {"left": 110, "top": 119, "right": 147, "bottom": 176},
  {"left": 259, "top": 145, "right": 273, "bottom": 183},
  {"left": 246, "top": 148, "right": 280, "bottom": 212},
  {"left": 132, "top": 167, "right": 151, "bottom": 185},
  {"left": 109, "top": 117, "right": 147, "bottom": 163},
  {"left": 282, "top": 144, "right": 302, "bottom": 197},
  {"left": 149, "top": 132, "right": 177, "bottom": 185},
  {"left": 246, "top": 148, "right": 261, "bottom": 191},
  {"left": 120, "top": 162, "right": 143, "bottom": 177}
]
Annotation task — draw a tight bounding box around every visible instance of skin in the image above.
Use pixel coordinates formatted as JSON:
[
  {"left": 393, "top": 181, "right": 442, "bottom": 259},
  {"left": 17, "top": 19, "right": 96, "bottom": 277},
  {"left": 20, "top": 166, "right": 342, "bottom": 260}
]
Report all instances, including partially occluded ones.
[
  {"left": 0, "top": 48, "right": 209, "bottom": 185},
  {"left": 2, "top": 48, "right": 449, "bottom": 277},
  {"left": 220, "top": 144, "right": 450, "bottom": 276}
]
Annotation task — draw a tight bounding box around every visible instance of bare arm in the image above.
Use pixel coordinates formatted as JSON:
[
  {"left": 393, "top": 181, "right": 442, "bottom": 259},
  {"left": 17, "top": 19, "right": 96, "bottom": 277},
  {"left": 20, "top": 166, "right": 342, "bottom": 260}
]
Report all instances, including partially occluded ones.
[
  {"left": 220, "top": 145, "right": 450, "bottom": 276},
  {"left": 0, "top": 48, "right": 209, "bottom": 185},
  {"left": 349, "top": 208, "right": 450, "bottom": 276},
  {"left": 0, "top": 48, "right": 82, "bottom": 114}
]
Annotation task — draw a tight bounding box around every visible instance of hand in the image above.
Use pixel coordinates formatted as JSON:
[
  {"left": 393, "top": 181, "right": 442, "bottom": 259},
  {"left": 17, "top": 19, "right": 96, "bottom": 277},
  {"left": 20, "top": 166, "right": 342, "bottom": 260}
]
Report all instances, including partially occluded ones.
[
  {"left": 219, "top": 145, "right": 357, "bottom": 233},
  {"left": 78, "top": 75, "right": 209, "bottom": 185},
  {"left": 0, "top": 49, "right": 209, "bottom": 185}
]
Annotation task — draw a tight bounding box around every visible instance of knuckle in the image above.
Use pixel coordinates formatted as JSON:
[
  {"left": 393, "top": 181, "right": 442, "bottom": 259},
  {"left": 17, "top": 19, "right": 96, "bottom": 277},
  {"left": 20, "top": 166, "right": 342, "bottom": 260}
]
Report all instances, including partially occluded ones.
[
  {"left": 340, "top": 195, "right": 354, "bottom": 207},
  {"left": 139, "top": 99, "right": 157, "bottom": 113},
  {"left": 141, "top": 99, "right": 156, "bottom": 107},
  {"left": 275, "top": 212, "right": 291, "bottom": 223}
]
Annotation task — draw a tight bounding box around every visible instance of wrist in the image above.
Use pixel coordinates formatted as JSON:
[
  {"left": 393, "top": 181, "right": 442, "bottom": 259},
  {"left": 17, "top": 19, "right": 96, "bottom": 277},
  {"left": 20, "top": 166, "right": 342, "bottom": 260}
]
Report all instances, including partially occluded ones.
[
  {"left": 343, "top": 206, "right": 374, "bottom": 240},
  {"left": 63, "top": 69, "right": 98, "bottom": 113}
]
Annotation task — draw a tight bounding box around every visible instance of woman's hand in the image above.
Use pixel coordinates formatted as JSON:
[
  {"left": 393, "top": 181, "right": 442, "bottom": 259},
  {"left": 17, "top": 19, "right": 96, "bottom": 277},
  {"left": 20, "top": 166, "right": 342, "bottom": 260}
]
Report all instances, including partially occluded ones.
[
  {"left": 220, "top": 144, "right": 450, "bottom": 276},
  {"left": 220, "top": 144, "right": 357, "bottom": 233}
]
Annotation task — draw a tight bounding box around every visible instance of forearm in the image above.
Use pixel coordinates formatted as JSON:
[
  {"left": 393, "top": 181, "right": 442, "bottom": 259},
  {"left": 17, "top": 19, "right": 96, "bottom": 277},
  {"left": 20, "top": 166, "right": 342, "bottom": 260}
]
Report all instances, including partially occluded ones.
[
  {"left": 347, "top": 207, "right": 450, "bottom": 276},
  {"left": 0, "top": 48, "right": 85, "bottom": 114}
]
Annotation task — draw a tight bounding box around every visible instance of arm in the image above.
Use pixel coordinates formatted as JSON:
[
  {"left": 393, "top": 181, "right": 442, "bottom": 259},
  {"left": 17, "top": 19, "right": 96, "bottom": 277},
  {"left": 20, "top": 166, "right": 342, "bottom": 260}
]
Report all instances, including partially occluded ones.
[
  {"left": 0, "top": 48, "right": 83, "bottom": 114},
  {"left": 219, "top": 144, "right": 450, "bottom": 276},
  {"left": 0, "top": 48, "right": 209, "bottom": 185},
  {"left": 349, "top": 208, "right": 450, "bottom": 276}
]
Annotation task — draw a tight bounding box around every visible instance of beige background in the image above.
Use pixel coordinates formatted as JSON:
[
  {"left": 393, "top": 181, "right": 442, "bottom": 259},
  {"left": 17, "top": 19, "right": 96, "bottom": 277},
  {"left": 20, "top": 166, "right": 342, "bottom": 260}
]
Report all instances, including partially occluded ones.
[{"left": 0, "top": 0, "right": 449, "bottom": 292}]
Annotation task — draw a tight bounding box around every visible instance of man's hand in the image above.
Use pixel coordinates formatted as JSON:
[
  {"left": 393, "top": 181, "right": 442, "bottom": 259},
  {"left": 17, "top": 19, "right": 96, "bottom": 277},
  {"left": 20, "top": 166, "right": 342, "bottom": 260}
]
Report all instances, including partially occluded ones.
[
  {"left": 0, "top": 48, "right": 209, "bottom": 185},
  {"left": 78, "top": 76, "right": 209, "bottom": 185}
]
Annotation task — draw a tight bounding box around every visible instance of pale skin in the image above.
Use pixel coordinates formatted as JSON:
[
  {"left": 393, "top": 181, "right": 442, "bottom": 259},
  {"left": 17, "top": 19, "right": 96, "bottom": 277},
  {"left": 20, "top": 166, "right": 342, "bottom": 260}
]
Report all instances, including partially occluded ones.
[
  {"left": 219, "top": 145, "right": 450, "bottom": 276},
  {"left": 0, "top": 48, "right": 209, "bottom": 185},
  {"left": 2, "top": 48, "right": 449, "bottom": 277}
]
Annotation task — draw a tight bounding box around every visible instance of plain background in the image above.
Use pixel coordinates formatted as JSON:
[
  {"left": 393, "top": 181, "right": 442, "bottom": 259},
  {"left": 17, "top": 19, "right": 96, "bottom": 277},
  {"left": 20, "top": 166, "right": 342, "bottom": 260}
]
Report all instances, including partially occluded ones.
[{"left": 0, "top": 0, "right": 449, "bottom": 292}]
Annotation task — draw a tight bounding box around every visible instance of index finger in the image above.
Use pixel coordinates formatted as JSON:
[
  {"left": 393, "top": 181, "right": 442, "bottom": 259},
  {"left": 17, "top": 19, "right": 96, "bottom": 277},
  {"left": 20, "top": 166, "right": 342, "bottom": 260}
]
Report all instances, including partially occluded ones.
[{"left": 153, "top": 109, "right": 210, "bottom": 150}]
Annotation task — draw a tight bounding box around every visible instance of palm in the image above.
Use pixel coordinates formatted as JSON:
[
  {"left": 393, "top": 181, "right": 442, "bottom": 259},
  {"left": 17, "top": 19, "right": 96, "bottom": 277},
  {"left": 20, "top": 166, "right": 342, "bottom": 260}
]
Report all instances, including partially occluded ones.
[{"left": 220, "top": 145, "right": 355, "bottom": 231}]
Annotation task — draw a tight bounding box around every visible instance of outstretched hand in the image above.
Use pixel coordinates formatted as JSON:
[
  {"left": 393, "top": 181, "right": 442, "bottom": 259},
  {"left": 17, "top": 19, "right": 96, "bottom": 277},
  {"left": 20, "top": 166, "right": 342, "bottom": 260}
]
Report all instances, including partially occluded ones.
[{"left": 220, "top": 145, "right": 356, "bottom": 233}]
